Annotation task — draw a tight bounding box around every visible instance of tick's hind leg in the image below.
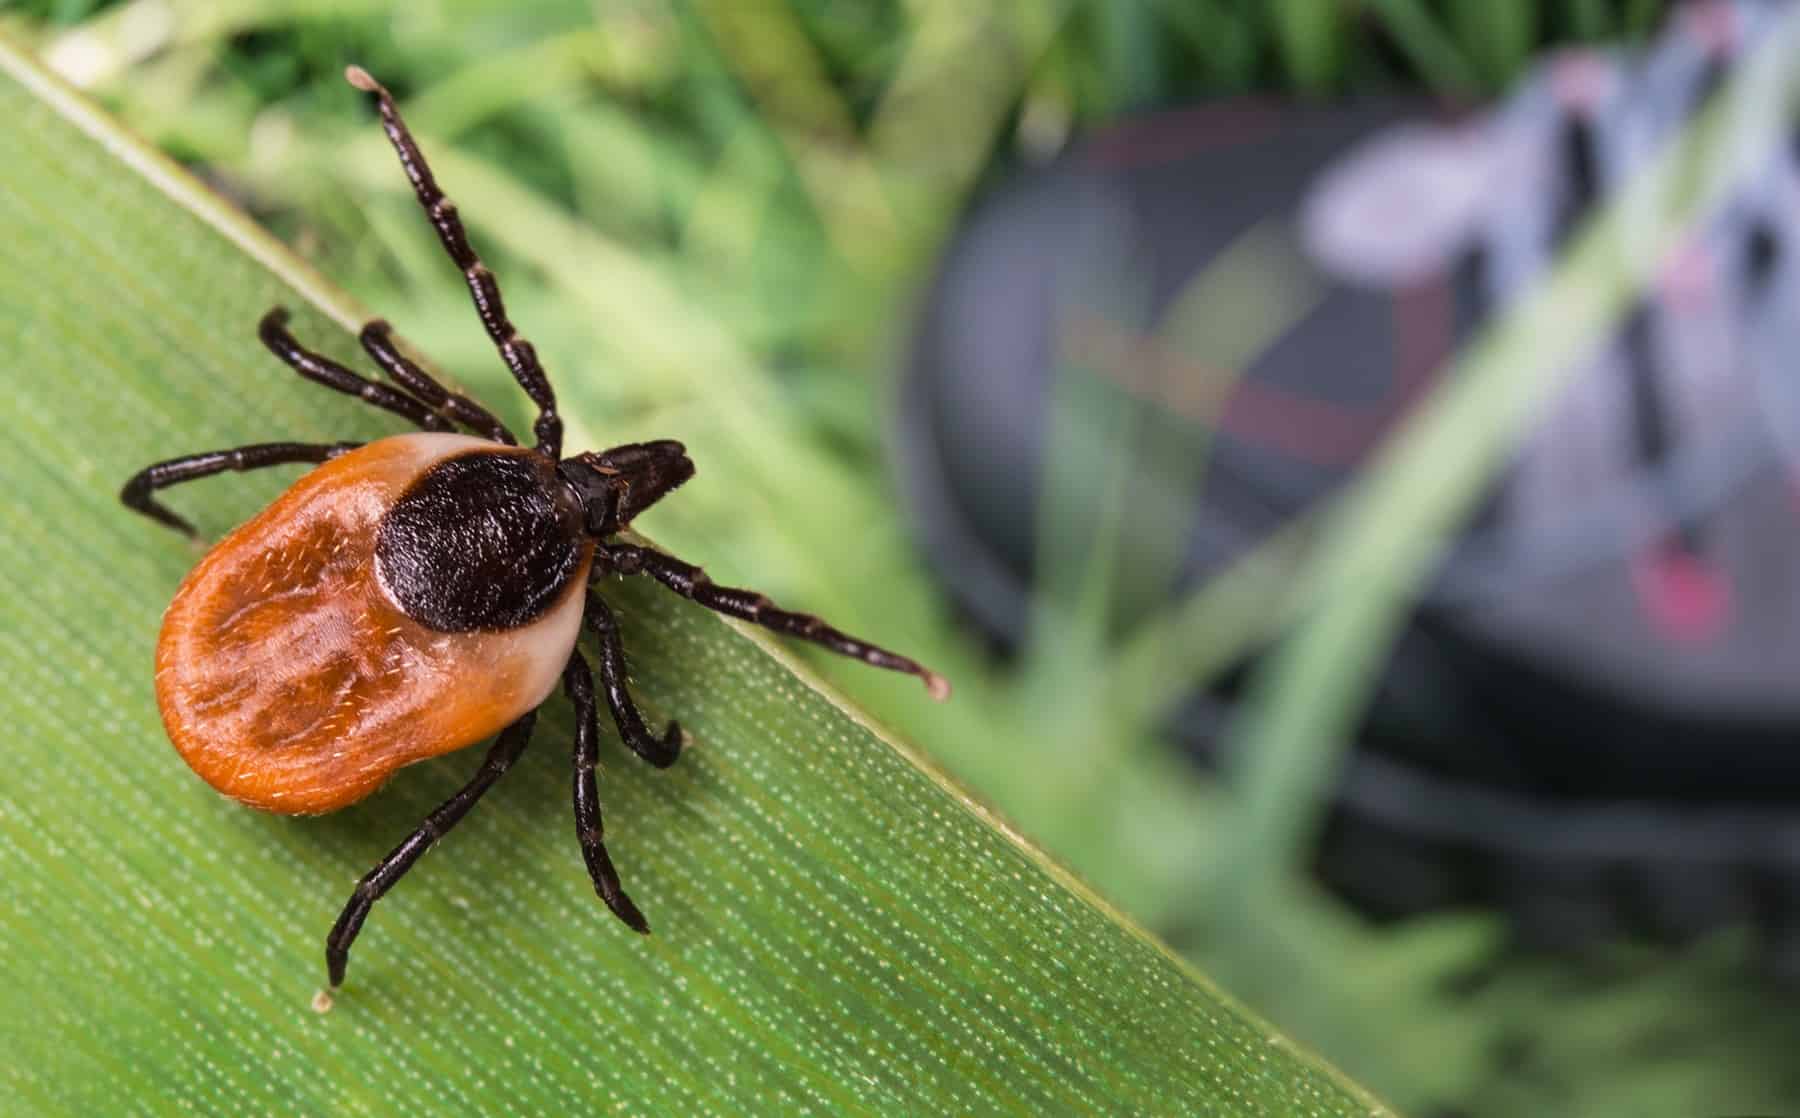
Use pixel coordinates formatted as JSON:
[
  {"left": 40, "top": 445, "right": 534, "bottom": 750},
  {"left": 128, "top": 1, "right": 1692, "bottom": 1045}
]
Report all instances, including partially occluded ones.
[
  {"left": 603, "top": 543, "right": 951, "bottom": 700},
  {"left": 584, "top": 590, "right": 682, "bottom": 768},
  {"left": 359, "top": 320, "right": 516, "bottom": 445},
  {"left": 259, "top": 308, "right": 453, "bottom": 433},
  {"left": 324, "top": 711, "right": 536, "bottom": 988},
  {"left": 121, "top": 441, "right": 361, "bottom": 538},
  {"left": 563, "top": 651, "right": 650, "bottom": 932}
]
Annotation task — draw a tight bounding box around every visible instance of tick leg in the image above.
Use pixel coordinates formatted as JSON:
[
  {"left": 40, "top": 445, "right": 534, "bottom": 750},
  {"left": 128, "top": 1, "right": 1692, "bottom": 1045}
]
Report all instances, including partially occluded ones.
[
  {"left": 584, "top": 590, "right": 682, "bottom": 768},
  {"left": 259, "top": 308, "right": 453, "bottom": 433},
  {"left": 359, "top": 320, "right": 517, "bottom": 445},
  {"left": 325, "top": 711, "right": 536, "bottom": 989},
  {"left": 564, "top": 652, "right": 651, "bottom": 932},
  {"left": 602, "top": 543, "right": 950, "bottom": 700},
  {"left": 120, "top": 441, "right": 362, "bottom": 538},
  {"left": 346, "top": 66, "right": 563, "bottom": 458}
]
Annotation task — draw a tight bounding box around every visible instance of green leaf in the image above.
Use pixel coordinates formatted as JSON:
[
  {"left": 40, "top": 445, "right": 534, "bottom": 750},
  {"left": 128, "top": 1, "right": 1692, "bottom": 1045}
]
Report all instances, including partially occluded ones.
[
  {"left": 1268, "top": 0, "right": 1345, "bottom": 94},
  {"left": 1363, "top": 0, "right": 1482, "bottom": 94},
  {"left": 0, "top": 39, "right": 1393, "bottom": 1116},
  {"left": 1446, "top": 0, "right": 1536, "bottom": 89}
]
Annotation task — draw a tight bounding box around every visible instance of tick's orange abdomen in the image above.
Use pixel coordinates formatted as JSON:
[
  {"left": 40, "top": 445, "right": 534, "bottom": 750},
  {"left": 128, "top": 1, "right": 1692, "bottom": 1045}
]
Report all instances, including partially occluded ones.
[{"left": 154, "top": 433, "right": 592, "bottom": 814}]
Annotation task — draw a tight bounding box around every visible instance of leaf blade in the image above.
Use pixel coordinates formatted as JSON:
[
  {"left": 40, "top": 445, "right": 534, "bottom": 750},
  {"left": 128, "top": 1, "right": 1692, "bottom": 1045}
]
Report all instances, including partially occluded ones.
[{"left": 0, "top": 38, "right": 1391, "bottom": 1117}]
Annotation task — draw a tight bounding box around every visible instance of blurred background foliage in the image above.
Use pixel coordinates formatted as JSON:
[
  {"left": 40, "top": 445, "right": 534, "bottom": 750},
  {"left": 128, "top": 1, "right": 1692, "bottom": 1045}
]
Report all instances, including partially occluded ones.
[{"left": 7, "top": 0, "right": 1797, "bottom": 1114}]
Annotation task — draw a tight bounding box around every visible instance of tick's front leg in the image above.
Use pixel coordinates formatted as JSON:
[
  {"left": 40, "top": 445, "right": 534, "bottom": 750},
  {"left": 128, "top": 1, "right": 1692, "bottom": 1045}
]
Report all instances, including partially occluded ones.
[{"left": 601, "top": 542, "right": 950, "bottom": 700}]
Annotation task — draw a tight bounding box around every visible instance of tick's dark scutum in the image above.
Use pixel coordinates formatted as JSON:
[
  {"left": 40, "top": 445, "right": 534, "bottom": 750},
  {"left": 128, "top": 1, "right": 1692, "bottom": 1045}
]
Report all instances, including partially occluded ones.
[{"left": 376, "top": 450, "right": 586, "bottom": 632}]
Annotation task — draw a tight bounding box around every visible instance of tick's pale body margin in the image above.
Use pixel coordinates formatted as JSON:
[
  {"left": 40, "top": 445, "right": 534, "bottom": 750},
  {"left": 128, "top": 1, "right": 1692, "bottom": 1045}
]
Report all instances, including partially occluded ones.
[{"left": 123, "top": 66, "right": 947, "bottom": 990}]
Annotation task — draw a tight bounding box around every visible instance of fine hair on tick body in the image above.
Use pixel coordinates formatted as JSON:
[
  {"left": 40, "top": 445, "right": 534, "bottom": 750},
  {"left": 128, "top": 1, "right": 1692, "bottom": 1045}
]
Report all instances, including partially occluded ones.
[{"left": 121, "top": 64, "right": 949, "bottom": 992}]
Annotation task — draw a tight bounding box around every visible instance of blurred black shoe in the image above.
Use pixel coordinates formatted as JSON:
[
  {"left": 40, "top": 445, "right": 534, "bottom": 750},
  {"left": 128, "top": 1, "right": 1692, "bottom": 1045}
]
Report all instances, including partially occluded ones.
[{"left": 896, "top": 1, "right": 1800, "bottom": 966}]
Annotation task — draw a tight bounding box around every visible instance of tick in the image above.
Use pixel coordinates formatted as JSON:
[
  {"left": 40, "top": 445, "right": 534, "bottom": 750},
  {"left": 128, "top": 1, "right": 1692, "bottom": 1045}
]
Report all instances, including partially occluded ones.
[{"left": 122, "top": 65, "right": 948, "bottom": 991}]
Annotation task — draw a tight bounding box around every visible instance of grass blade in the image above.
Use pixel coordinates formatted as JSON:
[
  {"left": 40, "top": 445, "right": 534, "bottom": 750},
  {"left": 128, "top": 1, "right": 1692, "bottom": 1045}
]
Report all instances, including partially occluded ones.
[{"left": 0, "top": 35, "right": 1392, "bottom": 1116}]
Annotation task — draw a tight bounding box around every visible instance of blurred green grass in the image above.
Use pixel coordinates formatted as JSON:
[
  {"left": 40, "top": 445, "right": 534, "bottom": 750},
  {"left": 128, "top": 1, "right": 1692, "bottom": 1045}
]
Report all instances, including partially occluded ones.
[
  {"left": 2, "top": 44, "right": 1387, "bottom": 1106},
  {"left": 16, "top": 0, "right": 1800, "bottom": 1115}
]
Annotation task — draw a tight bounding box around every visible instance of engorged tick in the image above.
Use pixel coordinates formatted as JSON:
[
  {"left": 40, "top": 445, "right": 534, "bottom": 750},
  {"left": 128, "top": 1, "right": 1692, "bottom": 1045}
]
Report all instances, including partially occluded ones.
[{"left": 121, "top": 65, "right": 949, "bottom": 992}]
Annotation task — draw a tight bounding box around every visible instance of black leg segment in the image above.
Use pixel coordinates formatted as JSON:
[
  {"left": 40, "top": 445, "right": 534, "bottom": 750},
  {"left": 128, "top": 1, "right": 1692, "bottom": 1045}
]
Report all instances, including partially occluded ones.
[
  {"left": 121, "top": 441, "right": 362, "bottom": 538},
  {"left": 359, "top": 319, "right": 517, "bottom": 445},
  {"left": 259, "top": 308, "right": 454, "bottom": 433},
  {"left": 563, "top": 651, "right": 650, "bottom": 933},
  {"left": 602, "top": 543, "right": 950, "bottom": 699},
  {"left": 584, "top": 590, "right": 682, "bottom": 768},
  {"left": 345, "top": 66, "right": 563, "bottom": 458},
  {"left": 324, "top": 710, "right": 537, "bottom": 988}
]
